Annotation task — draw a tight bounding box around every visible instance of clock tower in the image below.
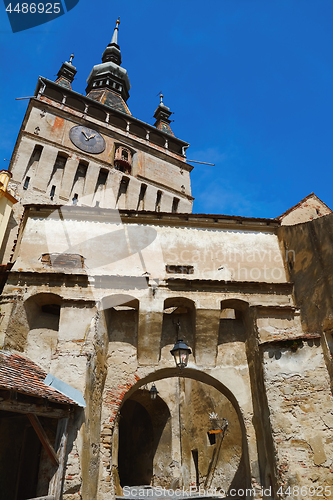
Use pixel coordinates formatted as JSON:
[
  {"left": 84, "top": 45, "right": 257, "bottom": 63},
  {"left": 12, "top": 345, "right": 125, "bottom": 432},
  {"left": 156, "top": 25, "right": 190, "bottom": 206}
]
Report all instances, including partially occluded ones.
[{"left": 5, "top": 19, "right": 193, "bottom": 261}]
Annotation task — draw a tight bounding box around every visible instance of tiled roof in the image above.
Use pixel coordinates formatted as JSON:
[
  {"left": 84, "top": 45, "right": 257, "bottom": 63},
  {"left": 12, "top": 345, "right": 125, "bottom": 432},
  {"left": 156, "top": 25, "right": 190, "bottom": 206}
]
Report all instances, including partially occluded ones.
[
  {"left": 0, "top": 351, "right": 77, "bottom": 406},
  {"left": 277, "top": 192, "right": 332, "bottom": 220}
]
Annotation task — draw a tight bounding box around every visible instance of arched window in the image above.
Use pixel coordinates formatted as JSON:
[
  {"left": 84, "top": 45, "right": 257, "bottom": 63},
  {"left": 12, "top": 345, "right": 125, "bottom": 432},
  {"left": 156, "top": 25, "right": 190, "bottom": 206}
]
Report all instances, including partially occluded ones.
[{"left": 114, "top": 145, "right": 132, "bottom": 174}]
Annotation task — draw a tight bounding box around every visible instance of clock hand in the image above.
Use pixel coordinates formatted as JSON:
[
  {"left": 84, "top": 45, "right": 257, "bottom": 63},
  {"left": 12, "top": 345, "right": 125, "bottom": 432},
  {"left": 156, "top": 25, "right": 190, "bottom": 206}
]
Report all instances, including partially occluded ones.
[
  {"left": 81, "top": 130, "right": 89, "bottom": 141},
  {"left": 88, "top": 134, "right": 96, "bottom": 140}
]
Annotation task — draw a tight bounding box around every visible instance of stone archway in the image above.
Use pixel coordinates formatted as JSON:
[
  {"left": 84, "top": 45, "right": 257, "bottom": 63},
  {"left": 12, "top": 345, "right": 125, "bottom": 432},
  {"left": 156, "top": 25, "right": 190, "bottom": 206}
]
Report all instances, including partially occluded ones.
[
  {"left": 112, "top": 368, "right": 252, "bottom": 494},
  {"left": 118, "top": 389, "right": 171, "bottom": 486}
]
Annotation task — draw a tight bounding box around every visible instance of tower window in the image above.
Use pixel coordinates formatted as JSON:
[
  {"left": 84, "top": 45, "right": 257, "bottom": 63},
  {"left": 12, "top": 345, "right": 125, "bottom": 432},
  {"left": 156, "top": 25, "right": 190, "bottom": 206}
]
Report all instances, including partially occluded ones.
[
  {"left": 116, "top": 177, "right": 130, "bottom": 208},
  {"left": 155, "top": 190, "right": 162, "bottom": 212},
  {"left": 166, "top": 265, "right": 194, "bottom": 275},
  {"left": 118, "top": 177, "right": 129, "bottom": 195},
  {"left": 23, "top": 144, "right": 43, "bottom": 182},
  {"left": 50, "top": 185, "right": 56, "bottom": 200},
  {"left": 97, "top": 169, "right": 108, "bottom": 186},
  {"left": 72, "top": 193, "right": 78, "bottom": 205},
  {"left": 137, "top": 184, "right": 147, "bottom": 210},
  {"left": 54, "top": 153, "right": 67, "bottom": 170},
  {"left": 48, "top": 153, "right": 67, "bottom": 191},
  {"left": 23, "top": 177, "right": 30, "bottom": 190},
  {"left": 114, "top": 146, "right": 132, "bottom": 174},
  {"left": 77, "top": 162, "right": 88, "bottom": 178},
  {"left": 30, "top": 144, "right": 43, "bottom": 163},
  {"left": 172, "top": 197, "right": 179, "bottom": 213}
]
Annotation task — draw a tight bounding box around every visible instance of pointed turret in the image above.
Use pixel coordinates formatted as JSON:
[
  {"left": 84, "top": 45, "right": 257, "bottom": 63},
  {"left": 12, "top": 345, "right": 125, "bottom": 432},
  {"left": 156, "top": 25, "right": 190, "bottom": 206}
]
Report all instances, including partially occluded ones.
[
  {"left": 86, "top": 18, "right": 131, "bottom": 115},
  {"left": 154, "top": 93, "right": 175, "bottom": 136},
  {"left": 55, "top": 54, "right": 77, "bottom": 90}
]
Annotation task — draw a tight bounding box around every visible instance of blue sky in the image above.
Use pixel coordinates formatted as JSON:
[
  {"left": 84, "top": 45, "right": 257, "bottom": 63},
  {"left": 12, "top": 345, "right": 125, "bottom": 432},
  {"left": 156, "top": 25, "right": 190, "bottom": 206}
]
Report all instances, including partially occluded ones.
[{"left": 1, "top": 0, "right": 333, "bottom": 218}]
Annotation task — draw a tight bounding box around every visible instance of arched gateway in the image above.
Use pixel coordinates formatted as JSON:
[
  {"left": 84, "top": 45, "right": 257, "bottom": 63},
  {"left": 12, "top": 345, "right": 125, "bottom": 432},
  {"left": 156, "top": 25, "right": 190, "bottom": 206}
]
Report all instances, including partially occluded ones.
[{"left": 104, "top": 368, "right": 252, "bottom": 496}]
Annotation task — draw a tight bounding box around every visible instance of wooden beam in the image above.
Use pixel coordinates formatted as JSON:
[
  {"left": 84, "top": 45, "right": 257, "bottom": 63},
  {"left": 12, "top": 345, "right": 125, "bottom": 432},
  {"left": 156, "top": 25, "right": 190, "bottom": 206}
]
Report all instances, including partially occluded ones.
[
  {"left": 49, "top": 418, "right": 69, "bottom": 500},
  {"left": 27, "top": 413, "right": 59, "bottom": 466},
  {"left": 26, "top": 496, "right": 55, "bottom": 500},
  {"left": 0, "top": 399, "right": 71, "bottom": 419}
]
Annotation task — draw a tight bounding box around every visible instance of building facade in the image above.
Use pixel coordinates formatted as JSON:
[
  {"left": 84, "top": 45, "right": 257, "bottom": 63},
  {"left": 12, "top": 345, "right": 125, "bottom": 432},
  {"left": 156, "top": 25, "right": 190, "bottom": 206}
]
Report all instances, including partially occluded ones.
[{"left": 1, "top": 20, "right": 333, "bottom": 500}]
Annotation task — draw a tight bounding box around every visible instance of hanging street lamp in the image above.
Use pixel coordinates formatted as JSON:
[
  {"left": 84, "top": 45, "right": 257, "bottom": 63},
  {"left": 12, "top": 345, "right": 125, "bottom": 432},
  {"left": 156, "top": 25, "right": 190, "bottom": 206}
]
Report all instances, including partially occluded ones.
[
  {"left": 149, "top": 383, "right": 159, "bottom": 400},
  {"left": 170, "top": 339, "right": 192, "bottom": 369},
  {"left": 170, "top": 319, "right": 192, "bottom": 369}
]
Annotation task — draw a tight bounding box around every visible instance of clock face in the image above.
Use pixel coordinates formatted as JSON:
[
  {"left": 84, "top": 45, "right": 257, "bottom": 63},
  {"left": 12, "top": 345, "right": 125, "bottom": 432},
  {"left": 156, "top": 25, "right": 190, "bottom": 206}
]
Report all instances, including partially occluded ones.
[{"left": 69, "top": 125, "right": 106, "bottom": 154}]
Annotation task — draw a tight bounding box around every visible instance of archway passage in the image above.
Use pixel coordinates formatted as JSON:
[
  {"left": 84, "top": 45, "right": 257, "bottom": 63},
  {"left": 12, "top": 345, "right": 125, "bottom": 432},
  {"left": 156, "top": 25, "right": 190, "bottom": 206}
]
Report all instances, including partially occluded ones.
[
  {"left": 116, "top": 376, "right": 248, "bottom": 492},
  {"left": 118, "top": 389, "right": 171, "bottom": 487}
]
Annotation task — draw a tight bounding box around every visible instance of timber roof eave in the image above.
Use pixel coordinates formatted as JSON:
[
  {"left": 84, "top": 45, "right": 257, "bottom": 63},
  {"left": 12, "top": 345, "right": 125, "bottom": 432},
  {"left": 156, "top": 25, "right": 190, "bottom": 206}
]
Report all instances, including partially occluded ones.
[{"left": 22, "top": 205, "right": 281, "bottom": 231}]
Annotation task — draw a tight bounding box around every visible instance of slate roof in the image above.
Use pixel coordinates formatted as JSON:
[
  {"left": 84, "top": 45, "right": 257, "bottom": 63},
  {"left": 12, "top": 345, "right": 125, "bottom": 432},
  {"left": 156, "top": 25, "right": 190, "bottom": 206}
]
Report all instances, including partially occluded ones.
[{"left": 0, "top": 351, "right": 77, "bottom": 406}]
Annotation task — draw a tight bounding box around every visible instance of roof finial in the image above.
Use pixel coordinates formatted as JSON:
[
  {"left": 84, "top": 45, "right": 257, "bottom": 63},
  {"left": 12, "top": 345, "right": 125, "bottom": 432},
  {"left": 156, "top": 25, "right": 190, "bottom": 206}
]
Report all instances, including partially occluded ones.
[
  {"left": 69, "top": 53, "right": 74, "bottom": 65},
  {"left": 111, "top": 17, "right": 120, "bottom": 45},
  {"left": 159, "top": 93, "right": 164, "bottom": 105}
]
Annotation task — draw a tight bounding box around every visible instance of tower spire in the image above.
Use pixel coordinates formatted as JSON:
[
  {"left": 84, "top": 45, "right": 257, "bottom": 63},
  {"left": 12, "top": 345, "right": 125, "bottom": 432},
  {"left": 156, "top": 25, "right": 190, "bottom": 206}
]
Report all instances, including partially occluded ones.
[
  {"left": 102, "top": 17, "right": 122, "bottom": 65},
  {"left": 110, "top": 17, "right": 120, "bottom": 45},
  {"left": 85, "top": 19, "right": 131, "bottom": 114}
]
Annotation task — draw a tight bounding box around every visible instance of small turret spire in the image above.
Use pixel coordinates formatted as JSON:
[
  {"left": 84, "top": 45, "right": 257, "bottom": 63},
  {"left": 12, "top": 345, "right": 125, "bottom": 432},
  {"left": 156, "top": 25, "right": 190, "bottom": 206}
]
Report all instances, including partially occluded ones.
[
  {"left": 55, "top": 53, "right": 77, "bottom": 90},
  {"left": 154, "top": 94, "right": 175, "bottom": 136}
]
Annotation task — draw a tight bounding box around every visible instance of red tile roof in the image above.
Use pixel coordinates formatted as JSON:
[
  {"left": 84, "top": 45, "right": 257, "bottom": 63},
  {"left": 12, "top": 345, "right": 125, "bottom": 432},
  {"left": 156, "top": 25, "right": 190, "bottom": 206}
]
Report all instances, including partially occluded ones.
[{"left": 0, "top": 351, "right": 77, "bottom": 405}]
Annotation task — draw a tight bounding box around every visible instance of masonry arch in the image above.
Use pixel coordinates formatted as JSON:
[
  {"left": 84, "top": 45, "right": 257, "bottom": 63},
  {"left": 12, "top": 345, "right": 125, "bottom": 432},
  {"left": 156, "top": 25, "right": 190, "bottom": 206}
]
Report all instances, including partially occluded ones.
[
  {"left": 161, "top": 297, "right": 196, "bottom": 358},
  {"left": 24, "top": 292, "right": 62, "bottom": 371},
  {"left": 218, "top": 298, "right": 248, "bottom": 346},
  {"left": 101, "top": 294, "right": 139, "bottom": 350},
  {"left": 118, "top": 388, "right": 171, "bottom": 487},
  {"left": 111, "top": 367, "right": 251, "bottom": 493},
  {"left": 4, "top": 292, "right": 62, "bottom": 364}
]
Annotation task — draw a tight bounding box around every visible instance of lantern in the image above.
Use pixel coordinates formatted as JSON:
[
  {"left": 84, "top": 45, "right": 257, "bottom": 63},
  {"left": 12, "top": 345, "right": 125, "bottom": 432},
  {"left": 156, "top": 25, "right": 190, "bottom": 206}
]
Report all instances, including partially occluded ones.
[
  {"left": 170, "top": 339, "right": 192, "bottom": 369},
  {"left": 149, "top": 383, "right": 159, "bottom": 400}
]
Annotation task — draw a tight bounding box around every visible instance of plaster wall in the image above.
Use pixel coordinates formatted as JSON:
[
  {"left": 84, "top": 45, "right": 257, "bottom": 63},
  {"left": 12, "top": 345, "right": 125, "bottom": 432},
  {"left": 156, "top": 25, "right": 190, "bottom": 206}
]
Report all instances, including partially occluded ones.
[
  {"left": 263, "top": 341, "right": 333, "bottom": 494},
  {"left": 278, "top": 212, "right": 333, "bottom": 333},
  {"left": 12, "top": 213, "right": 287, "bottom": 284}
]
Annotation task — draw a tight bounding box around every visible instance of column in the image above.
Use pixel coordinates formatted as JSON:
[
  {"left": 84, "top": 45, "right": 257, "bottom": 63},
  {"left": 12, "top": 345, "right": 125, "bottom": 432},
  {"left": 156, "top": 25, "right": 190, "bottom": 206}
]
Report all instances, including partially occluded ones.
[
  {"left": 58, "top": 156, "right": 80, "bottom": 200},
  {"left": 104, "top": 170, "right": 121, "bottom": 209},
  {"left": 126, "top": 177, "right": 141, "bottom": 210},
  {"left": 83, "top": 162, "right": 100, "bottom": 206},
  {"left": 178, "top": 198, "right": 193, "bottom": 214},
  {"left": 33, "top": 145, "right": 60, "bottom": 191},
  {"left": 143, "top": 185, "right": 158, "bottom": 211},
  {"left": 160, "top": 191, "right": 173, "bottom": 212},
  {"left": 11, "top": 136, "right": 37, "bottom": 181},
  {"left": 137, "top": 297, "right": 164, "bottom": 365},
  {"left": 195, "top": 309, "right": 220, "bottom": 366}
]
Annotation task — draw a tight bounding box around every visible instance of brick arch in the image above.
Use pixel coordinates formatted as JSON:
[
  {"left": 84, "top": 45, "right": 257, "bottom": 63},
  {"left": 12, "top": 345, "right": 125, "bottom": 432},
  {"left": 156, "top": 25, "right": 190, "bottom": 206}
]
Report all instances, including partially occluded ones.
[
  {"left": 104, "top": 367, "right": 252, "bottom": 494},
  {"left": 99, "top": 293, "right": 139, "bottom": 311},
  {"left": 24, "top": 292, "right": 62, "bottom": 329},
  {"left": 220, "top": 298, "right": 250, "bottom": 313}
]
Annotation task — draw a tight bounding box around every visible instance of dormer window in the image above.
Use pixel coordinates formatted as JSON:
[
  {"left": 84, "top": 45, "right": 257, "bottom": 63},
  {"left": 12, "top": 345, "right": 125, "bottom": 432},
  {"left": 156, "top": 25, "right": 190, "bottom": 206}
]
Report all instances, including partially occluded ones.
[{"left": 114, "top": 145, "right": 133, "bottom": 174}]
